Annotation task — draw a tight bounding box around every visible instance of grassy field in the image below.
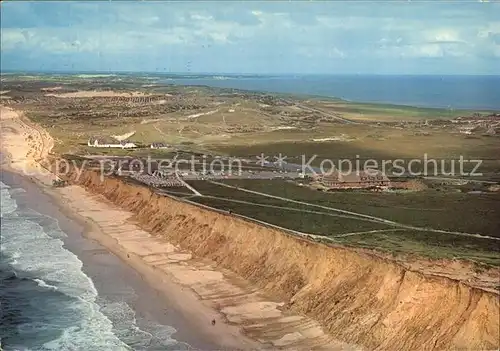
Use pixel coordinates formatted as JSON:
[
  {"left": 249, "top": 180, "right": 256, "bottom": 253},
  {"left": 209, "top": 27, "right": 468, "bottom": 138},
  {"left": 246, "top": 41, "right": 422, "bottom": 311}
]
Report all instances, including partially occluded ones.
[
  {"left": 190, "top": 196, "right": 391, "bottom": 234},
  {"left": 309, "top": 100, "right": 485, "bottom": 121},
  {"left": 185, "top": 179, "right": 500, "bottom": 266},
  {"left": 332, "top": 230, "right": 499, "bottom": 266},
  {"left": 7, "top": 76, "right": 498, "bottom": 159},
  {"left": 209, "top": 134, "right": 500, "bottom": 179},
  {"left": 4, "top": 76, "right": 499, "bottom": 265},
  {"left": 210, "top": 130, "right": 500, "bottom": 161},
  {"left": 209, "top": 179, "right": 500, "bottom": 236}
]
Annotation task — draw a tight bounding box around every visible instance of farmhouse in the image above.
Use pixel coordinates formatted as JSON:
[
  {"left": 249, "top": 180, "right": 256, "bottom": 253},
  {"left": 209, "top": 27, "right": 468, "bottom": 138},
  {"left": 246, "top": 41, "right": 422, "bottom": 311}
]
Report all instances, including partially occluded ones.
[
  {"left": 87, "top": 136, "right": 137, "bottom": 148},
  {"left": 150, "top": 142, "right": 170, "bottom": 149},
  {"left": 119, "top": 140, "right": 138, "bottom": 148},
  {"left": 317, "top": 170, "right": 390, "bottom": 190}
]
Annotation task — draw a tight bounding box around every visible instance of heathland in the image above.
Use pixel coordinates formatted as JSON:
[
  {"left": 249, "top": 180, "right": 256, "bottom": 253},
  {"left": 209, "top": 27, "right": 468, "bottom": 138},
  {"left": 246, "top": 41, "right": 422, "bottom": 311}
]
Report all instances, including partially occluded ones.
[{"left": 1, "top": 73, "right": 499, "bottom": 350}]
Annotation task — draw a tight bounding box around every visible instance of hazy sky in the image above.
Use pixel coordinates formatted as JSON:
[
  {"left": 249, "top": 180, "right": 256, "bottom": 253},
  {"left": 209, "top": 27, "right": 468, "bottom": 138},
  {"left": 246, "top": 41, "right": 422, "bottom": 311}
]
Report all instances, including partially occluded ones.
[{"left": 1, "top": 1, "right": 499, "bottom": 75}]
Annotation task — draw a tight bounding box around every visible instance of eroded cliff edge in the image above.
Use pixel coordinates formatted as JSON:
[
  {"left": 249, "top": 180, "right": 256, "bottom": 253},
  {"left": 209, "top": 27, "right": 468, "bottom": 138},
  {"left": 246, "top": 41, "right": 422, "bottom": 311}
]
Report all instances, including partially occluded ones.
[{"left": 68, "top": 169, "right": 500, "bottom": 350}]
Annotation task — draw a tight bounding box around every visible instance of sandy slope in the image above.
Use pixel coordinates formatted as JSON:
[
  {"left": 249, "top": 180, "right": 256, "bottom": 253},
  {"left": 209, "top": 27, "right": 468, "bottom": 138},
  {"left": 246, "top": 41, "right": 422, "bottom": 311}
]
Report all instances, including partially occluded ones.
[
  {"left": 0, "top": 106, "right": 55, "bottom": 185},
  {"left": 0, "top": 106, "right": 257, "bottom": 349},
  {"left": 67, "top": 170, "right": 500, "bottom": 351},
  {"left": 56, "top": 185, "right": 356, "bottom": 350}
]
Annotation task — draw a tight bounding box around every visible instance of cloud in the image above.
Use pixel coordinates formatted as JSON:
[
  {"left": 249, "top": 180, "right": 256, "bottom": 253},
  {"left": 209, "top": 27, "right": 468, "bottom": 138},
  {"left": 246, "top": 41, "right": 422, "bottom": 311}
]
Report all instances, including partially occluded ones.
[
  {"left": 1, "top": 1, "right": 499, "bottom": 74},
  {"left": 297, "top": 46, "right": 345, "bottom": 59}
]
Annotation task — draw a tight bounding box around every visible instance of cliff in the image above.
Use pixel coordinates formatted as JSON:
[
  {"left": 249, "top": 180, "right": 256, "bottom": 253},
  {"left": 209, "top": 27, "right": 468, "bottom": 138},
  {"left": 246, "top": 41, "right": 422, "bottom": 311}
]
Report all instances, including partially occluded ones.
[{"left": 69, "top": 169, "right": 500, "bottom": 350}]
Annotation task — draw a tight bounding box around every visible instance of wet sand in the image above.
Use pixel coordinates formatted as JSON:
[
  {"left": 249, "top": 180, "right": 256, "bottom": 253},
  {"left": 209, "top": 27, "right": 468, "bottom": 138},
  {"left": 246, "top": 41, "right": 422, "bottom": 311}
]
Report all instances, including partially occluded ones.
[{"left": 1, "top": 169, "right": 221, "bottom": 350}]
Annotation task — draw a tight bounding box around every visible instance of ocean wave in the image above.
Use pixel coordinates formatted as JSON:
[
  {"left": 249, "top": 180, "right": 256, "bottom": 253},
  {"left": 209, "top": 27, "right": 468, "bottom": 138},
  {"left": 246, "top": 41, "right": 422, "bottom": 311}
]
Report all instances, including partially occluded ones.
[
  {"left": 8, "top": 187, "right": 26, "bottom": 195},
  {"left": 0, "top": 182, "right": 187, "bottom": 350},
  {"left": 9, "top": 251, "right": 20, "bottom": 265},
  {"left": 99, "top": 299, "right": 188, "bottom": 350},
  {"left": 13, "top": 207, "right": 68, "bottom": 239},
  {"left": 41, "top": 325, "right": 132, "bottom": 351},
  {"left": 1, "top": 185, "right": 17, "bottom": 216},
  {"left": 33, "top": 278, "right": 58, "bottom": 291},
  {"left": 0, "top": 187, "right": 130, "bottom": 349}
]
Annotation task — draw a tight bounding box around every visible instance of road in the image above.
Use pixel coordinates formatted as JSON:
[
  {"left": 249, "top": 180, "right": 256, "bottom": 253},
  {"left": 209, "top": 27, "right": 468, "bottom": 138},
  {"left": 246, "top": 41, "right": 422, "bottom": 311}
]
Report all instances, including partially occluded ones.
[
  {"left": 292, "top": 102, "right": 359, "bottom": 124},
  {"left": 423, "top": 176, "right": 498, "bottom": 185},
  {"left": 175, "top": 171, "right": 202, "bottom": 196}
]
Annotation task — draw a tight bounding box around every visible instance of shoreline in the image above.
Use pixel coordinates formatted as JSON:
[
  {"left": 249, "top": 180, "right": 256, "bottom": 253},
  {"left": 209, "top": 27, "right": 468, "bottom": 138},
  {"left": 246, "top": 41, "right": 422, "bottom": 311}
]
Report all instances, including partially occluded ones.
[
  {"left": 0, "top": 105, "right": 357, "bottom": 350},
  {"left": 47, "top": 184, "right": 261, "bottom": 350},
  {"left": 47, "top": 174, "right": 353, "bottom": 350},
  {"left": 1, "top": 158, "right": 351, "bottom": 351},
  {"left": 2, "top": 103, "right": 499, "bottom": 350},
  {"left": 0, "top": 169, "right": 219, "bottom": 350},
  {"left": 0, "top": 106, "right": 262, "bottom": 349}
]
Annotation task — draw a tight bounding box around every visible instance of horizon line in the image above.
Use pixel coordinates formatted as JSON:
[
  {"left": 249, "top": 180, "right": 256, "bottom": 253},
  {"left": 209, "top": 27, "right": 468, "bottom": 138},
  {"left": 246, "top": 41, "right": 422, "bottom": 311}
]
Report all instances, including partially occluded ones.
[{"left": 1, "top": 69, "right": 499, "bottom": 77}]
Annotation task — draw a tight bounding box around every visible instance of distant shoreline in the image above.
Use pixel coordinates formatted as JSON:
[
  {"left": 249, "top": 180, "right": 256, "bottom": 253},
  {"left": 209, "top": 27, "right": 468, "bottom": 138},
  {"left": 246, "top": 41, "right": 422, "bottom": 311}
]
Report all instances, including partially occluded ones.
[{"left": 2, "top": 71, "right": 499, "bottom": 111}]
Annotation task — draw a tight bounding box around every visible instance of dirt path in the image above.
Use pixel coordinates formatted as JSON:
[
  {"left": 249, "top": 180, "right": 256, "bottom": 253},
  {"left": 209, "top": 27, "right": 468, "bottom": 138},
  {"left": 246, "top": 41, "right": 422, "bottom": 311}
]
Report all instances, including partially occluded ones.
[
  {"left": 330, "top": 229, "right": 401, "bottom": 238},
  {"left": 153, "top": 123, "right": 169, "bottom": 137},
  {"left": 191, "top": 193, "right": 385, "bottom": 223},
  {"left": 293, "top": 102, "right": 359, "bottom": 124},
  {"left": 175, "top": 172, "right": 202, "bottom": 196}
]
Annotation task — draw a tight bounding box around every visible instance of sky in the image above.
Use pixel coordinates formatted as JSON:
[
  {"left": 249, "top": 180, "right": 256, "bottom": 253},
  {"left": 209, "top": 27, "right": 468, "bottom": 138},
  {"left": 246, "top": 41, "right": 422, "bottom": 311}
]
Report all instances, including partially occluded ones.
[{"left": 1, "top": 1, "right": 499, "bottom": 75}]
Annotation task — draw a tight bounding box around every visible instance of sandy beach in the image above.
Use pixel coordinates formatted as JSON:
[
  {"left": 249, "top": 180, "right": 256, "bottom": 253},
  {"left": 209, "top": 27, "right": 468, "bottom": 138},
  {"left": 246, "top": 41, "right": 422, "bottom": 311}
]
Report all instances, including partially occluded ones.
[
  {"left": 0, "top": 106, "right": 259, "bottom": 349},
  {"left": 0, "top": 107, "right": 355, "bottom": 350},
  {"left": 1, "top": 169, "right": 219, "bottom": 350}
]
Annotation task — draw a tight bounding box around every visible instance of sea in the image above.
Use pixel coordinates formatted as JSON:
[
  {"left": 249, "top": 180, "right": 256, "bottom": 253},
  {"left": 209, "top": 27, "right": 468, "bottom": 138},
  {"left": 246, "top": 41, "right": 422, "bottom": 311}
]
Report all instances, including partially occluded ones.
[
  {"left": 6, "top": 71, "right": 499, "bottom": 110},
  {"left": 0, "top": 179, "right": 199, "bottom": 351},
  {"left": 161, "top": 74, "right": 500, "bottom": 111}
]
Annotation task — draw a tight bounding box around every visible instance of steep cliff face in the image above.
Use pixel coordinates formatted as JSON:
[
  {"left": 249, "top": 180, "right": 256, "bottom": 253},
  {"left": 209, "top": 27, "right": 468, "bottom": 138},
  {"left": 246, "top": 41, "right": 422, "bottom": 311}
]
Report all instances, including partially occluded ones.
[{"left": 71, "top": 170, "right": 499, "bottom": 350}]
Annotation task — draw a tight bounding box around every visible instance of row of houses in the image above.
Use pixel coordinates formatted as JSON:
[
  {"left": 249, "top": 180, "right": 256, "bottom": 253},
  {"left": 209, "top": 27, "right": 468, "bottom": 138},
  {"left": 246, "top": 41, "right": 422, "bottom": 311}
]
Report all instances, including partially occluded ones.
[
  {"left": 314, "top": 170, "right": 391, "bottom": 190},
  {"left": 87, "top": 137, "right": 137, "bottom": 148},
  {"left": 87, "top": 137, "right": 171, "bottom": 149},
  {"left": 130, "top": 172, "right": 185, "bottom": 188}
]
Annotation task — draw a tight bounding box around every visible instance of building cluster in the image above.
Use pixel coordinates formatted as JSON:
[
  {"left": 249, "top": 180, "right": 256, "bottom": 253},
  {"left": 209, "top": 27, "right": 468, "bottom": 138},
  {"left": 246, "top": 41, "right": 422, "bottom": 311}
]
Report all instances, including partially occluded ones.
[
  {"left": 130, "top": 171, "right": 185, "bottom": 188},
  {"left": 87, "top": 136, "right": 137, "bottom": 148},
  {"left": 150, "top": 142, "right": 170, "bottom": 149},
  {"left": 96, "top": 96, "right": 166, "bottom": 104},
  {"left": 452, "top": 113, "right": 500, "bottom": 136},
  {"left": 314, "top": 170, "right": 391, "bottom": 190},
  {"left": 87, "top": 137, "right": 173, "bottom": 149}
]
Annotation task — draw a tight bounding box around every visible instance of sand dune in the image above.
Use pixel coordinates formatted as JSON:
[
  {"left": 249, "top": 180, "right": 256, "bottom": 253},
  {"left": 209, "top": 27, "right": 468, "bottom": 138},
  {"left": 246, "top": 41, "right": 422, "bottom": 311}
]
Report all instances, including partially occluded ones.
[
  {"left": 56, "top": 183, "right": 354, "bottom": 350},
  {"left": 0, "top": 106, "right": 55, "bottom": 184}
]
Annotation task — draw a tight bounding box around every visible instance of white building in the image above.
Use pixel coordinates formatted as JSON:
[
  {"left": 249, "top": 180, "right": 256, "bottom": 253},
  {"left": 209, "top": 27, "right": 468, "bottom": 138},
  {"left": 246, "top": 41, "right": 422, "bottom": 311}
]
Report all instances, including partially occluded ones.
[
  {"left": 87, "top": 137, "right": 137, "bottom": 148},
  {"left": 150, "top": 142, "right": 169, "bottom": 149}
]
